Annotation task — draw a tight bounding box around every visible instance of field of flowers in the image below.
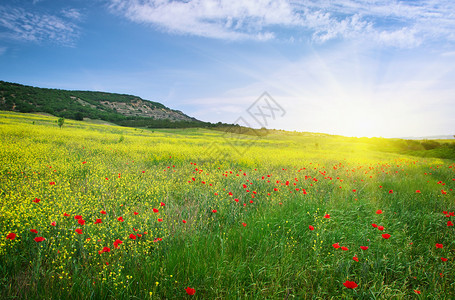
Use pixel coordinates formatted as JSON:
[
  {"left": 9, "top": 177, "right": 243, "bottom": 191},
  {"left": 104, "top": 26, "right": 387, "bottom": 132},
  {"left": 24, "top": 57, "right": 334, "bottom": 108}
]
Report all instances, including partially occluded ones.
[{"left": 1, "top": 111, "right": 454, "bottom": 299}]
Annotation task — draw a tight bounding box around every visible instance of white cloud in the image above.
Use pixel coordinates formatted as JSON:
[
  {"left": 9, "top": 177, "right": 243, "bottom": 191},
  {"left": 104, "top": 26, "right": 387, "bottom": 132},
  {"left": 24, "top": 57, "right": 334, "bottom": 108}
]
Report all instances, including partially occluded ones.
[
  {"left": 0, "top": 6, "right": 81, "bottom": 45},
  {"left": 108, "top": 0, "right": 455, "bottom": 47}
]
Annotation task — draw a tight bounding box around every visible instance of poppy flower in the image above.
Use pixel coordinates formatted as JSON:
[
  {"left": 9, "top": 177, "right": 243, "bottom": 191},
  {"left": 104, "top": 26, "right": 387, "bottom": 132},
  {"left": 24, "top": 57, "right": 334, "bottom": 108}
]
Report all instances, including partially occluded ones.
[
  {"left": 78, "top": 219, "right": 86, "bottom": 225},
  {"left": 414, "top": 290, "right": 421, "bottom": 294},
  {"left": 158, "top": 218, "right": 163, "bottom": 222},
  {"left": 182, "top": 220, "right": 187, "bottom": 224},
  {"left": 441, "top": 257, "right": 448, "bottom": 262},
  {"left": 341, "top": 246, "right": 349, "bottom": 251},
  {"left": 117, "top": 217, "right": 124, "bottom": 222},
  {"left": 63, "top": 213, "right": 70, "bottom": 217},
  {"left": 82, "top": 161, "right": 87, "bottom": 164},
  {"left": 34, "top": 237, "right": 45, "bottom": 242},
  {"left": 388, "top": 190, "right": 393, "bottom": 194},
  {"left": 75, "top": 229, "right": 83, "bottom": 234},
  {"left": 352, "top": 256, "right": 359, "bottom": 262},
  {"left": 324, "top": 214, "right": 330, "bottom": 219},
  {"left": 30, "top": 229, "right": 38, "bottom": 234},
  {"left": 376, "top": 209, "right": 383, "bottom": 214},
  {"left": 185, "top": 287, "right": 196, "bottom": 295},
  {"left": 242, "top": 222, "right": 247, "bottom": 227},
  {"left": 360, "top": 246, "right": 368, "bottom": 250},
  {"left": 382, "top": 233, "right": 391, "bottom": 239},
  {"left": 436, "top": 243, "right": 443, "bottom": 249},
  {"left": 102, "top": 247, "right": 111, "bottom": 253},
  {"left": 343, "top": 281, "right": 358, "bottom": 289},
  {"left": 129, "top": 234, "right": 136, "bottom": 240},
  {"left": 372, "top": 223, "right": 378, "bottom": 228},
  {"left": 100, "top": 210, "right": 106, "bottom": 215},
  {"left": 160, "top": 202, "right": 165, "bottom": 207},
  {"left": 6, "top": 232, "right": 16, "bottom": 240},
  {"left": 378, "top": 226, "right": 384, "bottom": 231},
  {"left": 332, "top": 243, "right": 340, "bottom": 249},
  {"left": 212, "top": 209, "right": 217, "bottom": 213},
  {"left": 133, "top": 212, "right": 139, "bottom": 215},
  {"left": 74, "top": 215, "right": 82, "bottom": 220},
  {"left": 137, "top": 234, "right": 142, "bottom": 238},
  {"left": 447, "top": 221, "right": 454, "bottom": 226},
  {"left": 94, "top": 219, "right": 102, "bottom": 224},
  {"left": 416, "top": 190, "right": 421, "bottom": 193},
  {"left": 33, "top": 198, "right": 41, "bottom": 203},
  {"left": 309, "top": 225, "right": 315, "bottom": 231},
  {"left": 113, "top": 239, "right": 123, "bottom": 248},
  {"left": 152, "top": 208, "right": 159, "bottom": 213}
]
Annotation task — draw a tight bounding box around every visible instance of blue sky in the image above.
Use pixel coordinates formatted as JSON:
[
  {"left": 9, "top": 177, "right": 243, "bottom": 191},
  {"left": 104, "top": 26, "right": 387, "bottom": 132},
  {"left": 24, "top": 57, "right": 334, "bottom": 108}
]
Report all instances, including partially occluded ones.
[{"left": 1, "top": 0, "right": 454, "bottom": 138}]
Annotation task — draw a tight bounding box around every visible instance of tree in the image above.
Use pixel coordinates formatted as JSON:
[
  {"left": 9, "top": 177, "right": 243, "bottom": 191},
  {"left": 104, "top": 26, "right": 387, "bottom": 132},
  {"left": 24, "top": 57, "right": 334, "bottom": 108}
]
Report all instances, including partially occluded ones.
[{"left": 57, "top": 117, "right": 65, "bottom": 129}]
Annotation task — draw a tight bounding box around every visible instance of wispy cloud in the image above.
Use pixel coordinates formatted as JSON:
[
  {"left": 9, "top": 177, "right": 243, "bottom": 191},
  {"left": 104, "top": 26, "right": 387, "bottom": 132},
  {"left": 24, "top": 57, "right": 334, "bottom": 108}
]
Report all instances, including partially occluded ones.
[
  {"left": 0, "top": 46, "right": 6, "bottom": 55},
  {"left": 108, "top": 0, "right": 455, "bottom": 47},
  {"left": 0, "top": 6, "right": 81, "bottom": 45}
]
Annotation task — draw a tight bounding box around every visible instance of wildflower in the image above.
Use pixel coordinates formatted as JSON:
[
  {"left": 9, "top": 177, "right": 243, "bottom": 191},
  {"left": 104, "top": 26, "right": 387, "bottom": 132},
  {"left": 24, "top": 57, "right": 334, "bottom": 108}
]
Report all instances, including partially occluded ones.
[
  {"left": 414, "top": 290, "right": 421, "bottom": 294},
  {"left": 376, "top": 209, "right": 383, "bottom": 214},
  {"left": 343, "top": 281, "right": 358, "bottom": 289},
  {"left": 129, "top": 234, "right": 136, "bottom": 240},
  {"left": 158, "top": 218, "right": 163, "bottom": 222},
  {"left": 447, "top": 221, "right": 454, "bottom": 226},
  {"left": 51, "top": 222, "right": 56, "bottom": 226},
  {"left": 33, "top": 198, "right": 41, "bottom": 203},
  {"left": 388, "top": 190, "right": 393, "bottom": 194},
  {"left": 102, "top": 247, "right": 111, "bottom": 253},
  {"left": 6, "top": 232, "right": 16, "bottom": 240},
  {"left": 30, "top": 229, "right": 38, "bottom": 234},
  {"left": 378, "top": 226, "right": 384, "bottom": 231},
  {"left": 160, "top": 202, "right": 165, "bottom": 206},
  {"left": 182, "top": 220, "right": 187, "bottom": 224},
  {"left": 94, "top": 219, "right": 102, "bottom": 224},
  {"left": 332, "top": 243, "right": 340, "bottom": 249},
  {"left": 353, "top": 256, "right": 359, "bottom": 262},
  {"left": 382, "top": 234, "right": 391, "bottom": 239},
  {"left": 117, "top": 216, "right": 124, "bottom": 222},
  {"left": 75, "top": 229, "right": 83, "bottom": 234},
  {"left": 100, "top": 210, "right": 107, "bottom": 215},
  {"left": 360, "top": 246, "right": 368, "bottom": 250},
  {"left": 78, "top": 219, "right": 86, "bottom": 225},
  {"left": 441, "top": 257, "right": 448, "bottom": 262},
  {"left": 436, "top": 243, "right": 443, "bottom": 249},
  {"left": 153, "top": 208, "right": 159, "bottom": 213},
  {"left": 372, "top": 223, "right": 378, "bottom": 228},
  {"left": 133, "top": 212, "right": 139, "bottom": 215},
  {"left": 324, "top": 214, "right": 330, "bottom": 219},
  {"left": 185, "top": 287, "right": 196, "bottom": 295},
  {"left": 242, "top": 222, "right": 247, "bottom": 227},
  {"left": 309, "top": 225, "right": 315, "bottom": 231},
  {"left": 212, "top": 209, "right": 217, "bottom": 213},
  {"left": 34, "top": 237, "right": 45, "bottom": 242},
  {"left": 341, "top": 246, "right": 349, "bottom": 251}
]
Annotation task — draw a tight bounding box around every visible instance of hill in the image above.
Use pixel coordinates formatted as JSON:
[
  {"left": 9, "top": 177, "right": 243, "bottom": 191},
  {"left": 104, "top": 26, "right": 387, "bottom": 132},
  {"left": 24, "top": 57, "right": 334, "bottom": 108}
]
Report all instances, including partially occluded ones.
[{"left": 0, "top": 80, "right": 204, "bottom": 128}]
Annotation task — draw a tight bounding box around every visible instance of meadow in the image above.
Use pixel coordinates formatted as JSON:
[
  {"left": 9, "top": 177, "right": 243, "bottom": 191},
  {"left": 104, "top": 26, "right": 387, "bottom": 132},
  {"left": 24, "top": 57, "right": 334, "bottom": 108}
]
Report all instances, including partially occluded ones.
[{"left": 0, "top": 111, "right": 454, "bottom": 299}]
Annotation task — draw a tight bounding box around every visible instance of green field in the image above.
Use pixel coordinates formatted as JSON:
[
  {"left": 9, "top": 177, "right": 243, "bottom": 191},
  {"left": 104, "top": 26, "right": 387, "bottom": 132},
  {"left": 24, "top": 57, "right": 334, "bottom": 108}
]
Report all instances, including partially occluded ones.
[{"left": 1, "top": 111, "right": 454, "bottom": 299}]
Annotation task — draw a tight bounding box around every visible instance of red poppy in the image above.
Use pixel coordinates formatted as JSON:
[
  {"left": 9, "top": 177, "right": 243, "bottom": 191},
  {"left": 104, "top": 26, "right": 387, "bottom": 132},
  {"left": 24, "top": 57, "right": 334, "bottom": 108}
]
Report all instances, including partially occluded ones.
[
  {"left": 30, "top": 229, "right": 38, "bottom": 234},
  {"left": 158, "top": 218, "right": 163, "bottom": 222},
  {"left": 378, "top": 226, "right": 384, "bottom": 231},
  {"left": 388, "top": 190, "right": 393, "bottom": 194},
  {"left": 185, "top": 287, "right": 196, "bottom": 295},
  {"left": 100, "top": 210, "right": 106, "bottom": 215},
  {"left": 137, "top": 234, "right": 142, "bottom": 237},
  {"left": 51, "top": 222, "right": 56, "bottom": 226},
  {"left": 129, "top": 234, "right": 136, "bottom": 240},
  {"left": 360, "top": 246, "right": 368, "bottom": 250},
  {"left": 49, "top": 181, "right": 55, "bottom": 185},
  {"left": 343, "top": 281, "right": 358, "bottom": 289},
  {"left": 78, "top": 219, "right": 86, "bottom": 225},
  {"left": 160, "top": 202, "right": 165, "bottom": 207},
  {"left": 153, "top": 208, "right": 159, "bottom": 213},
  {"left": 94, "top": 219, "right": 102, "bottom": 224},
  {"left": 75, "top": 229, "right": 83, "bottom": 234},
  {"left": 372, "top": 223, "right": 378, "bottom": 228},
  {"left": 447, "top": 221, "right": 454, "bottom": 226},
  {"left": 234, "top": 198, "right": 239, "bottom": 202},
  {"left": 63, "top": 213, "right": 70, "bottom": 217},
  {"left": 182, "top": 220, "right": 187, "bottom": 224},
  {"left": 117, "top": 217, "right": 124, "bottom": 222},
  {"left": 74, "top": 215, "right": 82, "bottom": 220},
  {"left": 441, "top": 257, "right": 448, "bottom": 262},
  {"left": 376, "top": 209, "right": 383, "bottom": 214},
  {"left": 436, "top": 243, "right": 443, "bottom": 249},
  {"left": 242, "top": 222, "right": 247, "bottom": 227},
  {"left": 82, "top": 161, "right": 87, "bottom": 164},
  {"left": 324, "top": 214, "right": 330, "bottom": 219},
  {"left": 309, "top": 225, "right": 315, "bottom": 231},
  {"left": 341, "top": 246, "right": 349, "bottom": 251},
  {"left": 6, "top": 232, "right": 16, "bottom": 240},
  {"left": 33, "top": 198, "right": 41, "bottom": 203},
  {"left": 352, "top": 256, "right": 359, "bottom": 262},
  {"left": 212, "top": 209, "right": 217, "bottom": 213},
  {"left": 133, "top": 212, "right": 139, "bottom": 215},
  {"left": 113, "top": 239, "right": 123, "bottom": 248},
  {"left": 332, "top": 243, "right": 340, "bottom": 249},
  {"left": 102, "top": 247, "right": 111, "bottom": 253},
  {"left": 34, "top": 236, "right": 45, "bottom": 242},
  {"left": 414, "top": 290, "right": 421, "bottom": 294},
  {"left": 416, "top": 190, "right": 421, "bottom": 193},
  {"left": 382, "top": 234, "right": 391, "bottom": 239}
]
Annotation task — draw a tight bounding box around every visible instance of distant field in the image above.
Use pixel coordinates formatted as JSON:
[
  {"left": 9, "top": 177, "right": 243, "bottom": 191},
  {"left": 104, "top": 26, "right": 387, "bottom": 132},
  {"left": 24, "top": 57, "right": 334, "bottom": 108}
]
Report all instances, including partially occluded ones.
[{"left": 0, "top": 111, "right": 454, "bottom": 299}]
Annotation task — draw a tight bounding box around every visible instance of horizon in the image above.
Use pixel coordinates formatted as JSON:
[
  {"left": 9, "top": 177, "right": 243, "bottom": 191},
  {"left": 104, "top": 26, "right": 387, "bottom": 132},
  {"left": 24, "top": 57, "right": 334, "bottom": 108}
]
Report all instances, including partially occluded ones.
[{"left": 1, "top": 0, "right": 454, "bottom": 138}]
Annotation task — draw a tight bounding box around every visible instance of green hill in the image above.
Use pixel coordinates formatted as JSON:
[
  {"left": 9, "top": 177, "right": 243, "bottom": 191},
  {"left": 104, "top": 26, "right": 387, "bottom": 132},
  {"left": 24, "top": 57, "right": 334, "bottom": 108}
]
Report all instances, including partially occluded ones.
[{"left": 0, "top": 80, "right": 204, "bottom": 128}]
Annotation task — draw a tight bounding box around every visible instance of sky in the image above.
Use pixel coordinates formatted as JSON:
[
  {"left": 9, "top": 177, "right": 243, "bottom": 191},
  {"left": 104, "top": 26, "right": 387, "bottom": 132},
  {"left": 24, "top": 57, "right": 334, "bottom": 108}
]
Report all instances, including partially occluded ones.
[{"left": 0, "top": 0, "right": 454, "bottom": 138}]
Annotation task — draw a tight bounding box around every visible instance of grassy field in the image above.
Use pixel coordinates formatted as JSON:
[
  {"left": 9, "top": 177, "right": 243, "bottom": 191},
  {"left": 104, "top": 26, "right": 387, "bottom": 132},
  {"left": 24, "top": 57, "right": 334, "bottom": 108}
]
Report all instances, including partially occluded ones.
[{"left": 0, "top": 111, "right": 454, "bottom": 299}]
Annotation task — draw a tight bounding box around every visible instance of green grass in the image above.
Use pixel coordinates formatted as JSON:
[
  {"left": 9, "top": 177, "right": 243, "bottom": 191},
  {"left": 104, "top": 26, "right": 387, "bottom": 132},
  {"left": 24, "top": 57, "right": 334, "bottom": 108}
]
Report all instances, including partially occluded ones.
[{"left": 0, "top": 111, "right": 454, "bottom": 299}]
